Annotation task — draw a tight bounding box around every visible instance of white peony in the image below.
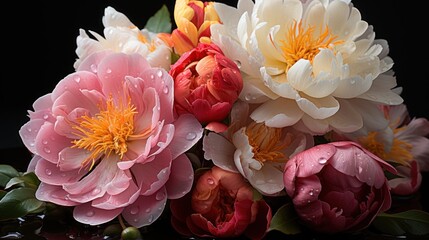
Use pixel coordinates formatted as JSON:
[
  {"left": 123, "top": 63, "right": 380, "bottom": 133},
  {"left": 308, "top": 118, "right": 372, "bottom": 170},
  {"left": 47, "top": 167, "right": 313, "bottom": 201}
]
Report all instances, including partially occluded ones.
[
  {"left": 211, "top": 0, "right": 403, "bottom": 135},
  {"left": 74, "top": 6, "right": 172, "bottom": 71}
]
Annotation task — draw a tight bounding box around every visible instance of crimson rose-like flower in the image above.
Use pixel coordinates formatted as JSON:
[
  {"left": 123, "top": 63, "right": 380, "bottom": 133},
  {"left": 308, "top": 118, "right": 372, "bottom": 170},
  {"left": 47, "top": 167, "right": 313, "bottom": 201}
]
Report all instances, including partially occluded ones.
[
  {"left": 284, "top": 141, "right": 396, "bottom": 233},
  {"left": 170, "top": 166, "right": 272, "bottom": 240},
  {"left": 169, "top": 42, "right": 243, "bottom": 125},
  {"left": 19, "top": 51, "right": 203, "bottom": 227}
]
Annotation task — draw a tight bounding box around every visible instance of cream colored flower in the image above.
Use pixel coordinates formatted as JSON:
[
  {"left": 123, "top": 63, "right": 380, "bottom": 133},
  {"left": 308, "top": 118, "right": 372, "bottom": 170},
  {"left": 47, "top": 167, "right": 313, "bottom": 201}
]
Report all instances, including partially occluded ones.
[
  {"left": 74, "top": 6, "right": 172, "bottom": 70},
  {"left": 211, "top": 0, "right": 403, "bottom": 135}
]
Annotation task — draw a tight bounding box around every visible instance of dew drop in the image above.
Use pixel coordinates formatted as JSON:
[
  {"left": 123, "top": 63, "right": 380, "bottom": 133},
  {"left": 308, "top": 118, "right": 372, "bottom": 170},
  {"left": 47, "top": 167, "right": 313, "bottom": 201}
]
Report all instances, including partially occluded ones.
[
  {"left": 186, "top": 132, "right": 197, "bottom": 140},
  {"left": 309, "top": 189, "right": 314, "bottom": 196},
  {"left": 207, "top": 178, "right": 215, "bottom": 185},
  {"left": 148, "top": 214, "right": 154, "bottom": 223},
  {"left": 43, "top": 114, "right": 49, "bottom": 120},
  {"left": 163, "top": 86, "right": 169, "bottom": 94},
  {"left": 44, "top": 147, "right": 51, "bottom": 154},
  {"left": 90, "top": 64, "right": 97, "bottom": 73},
  {"left": 42, "top": 140, "right": 48, "bottom": 145},
  {"left": 318, "top": 157, "right": 327, "bottom": 165},
  {"left": 86, "top": 211, "right": 94, "bottom": 217},
  {"left": 130, "top": 207, "right": 139, "bottom": 215},
  {"left": 45, "top": 169, "right": 52, "bottom": 176},
  {"left": 234, "top": 60, "right": 242, "bottom": 68},
  {"left": 145, "top": 208, "right": 151, "bottom": 213},
  {"left": 27, "top": 127, "right": 32, "bottom": 132},
  {"left": 74, "top": 75, "right": 81, "bottom": 83},
  {"left": 244, "top": 94, "right": 252, "bottom": 101},
  {"left": 92, "top": 188, "right": 101, "bottom": 195},
  {"left": 30, "top": 142, "right": 35, "bottom": 147},
  {"left": 358, "top": 166, "right": 363, "bottom": 173},
  {"left": 156, "top": 191, "right": 165, "bottom": 201},
  {"left": 106, "top": 68, "right": 112, "bottom": 74},
  {"left": 61, "top": 173, "right": 66, "bottom": 177},
  {"left": 150, "top": 74, "right": 155, "bottom": 79},
  {"left": 157, "top": 70, "right": 163, "bottom": 78}
]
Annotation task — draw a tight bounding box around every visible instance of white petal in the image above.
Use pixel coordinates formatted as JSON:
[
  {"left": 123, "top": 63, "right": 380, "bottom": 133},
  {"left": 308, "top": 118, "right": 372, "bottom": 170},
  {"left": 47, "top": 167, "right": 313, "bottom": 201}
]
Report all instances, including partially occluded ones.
[
  {"left": 251, "top": 98, "right": 303, "bottom": 127},
  {"left": 296, "top": 94, "right": 339, "bottom": 119},
  {"left": 203, "top": 133, "right": 238, "bottom": 172}
]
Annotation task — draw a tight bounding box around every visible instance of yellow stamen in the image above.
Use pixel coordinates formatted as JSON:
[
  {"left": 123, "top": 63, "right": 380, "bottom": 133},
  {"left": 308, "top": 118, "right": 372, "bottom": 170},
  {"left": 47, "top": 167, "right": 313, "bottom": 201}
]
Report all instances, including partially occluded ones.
[
  {"left": 358, "top": 130, "right": 413, "bottom": 166},
  {"left": 71, "top": 96, "right": 146, "bottom": 170},
  {"left": 245, "top": 122, "right": 289, "bottom": 164},
  {"left": 281, "top": 21, "right": 343, "bottom": 71}
]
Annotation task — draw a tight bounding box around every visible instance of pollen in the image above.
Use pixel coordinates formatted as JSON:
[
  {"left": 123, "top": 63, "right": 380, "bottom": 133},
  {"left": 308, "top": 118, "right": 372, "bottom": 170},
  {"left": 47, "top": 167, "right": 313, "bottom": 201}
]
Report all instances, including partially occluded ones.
[
  {"left": 245, "top": 122, "right": 289, "bottom": 164},
  {"left": 358, "top": 130, "right": 413, "bottom": 166},
  {"left": 71, "top": 96, "right": 139, "bottom": 170},
  {"left": 280, "top": 21, "right": 343, "bottom": 71}
]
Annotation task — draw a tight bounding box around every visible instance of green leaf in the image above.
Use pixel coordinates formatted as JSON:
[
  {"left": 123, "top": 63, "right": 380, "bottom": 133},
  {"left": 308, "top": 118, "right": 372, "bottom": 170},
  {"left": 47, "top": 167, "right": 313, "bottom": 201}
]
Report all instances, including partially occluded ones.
[
  {"left": 268, "top": 203, "right": 302, "bottom": 235},
  {"left": 5, "top": 172, "right": 40, "bottom": 189},
  {"left": 144, "top": 5, "right": 172, "bottom": 33},
  {"left": 0, "top": 164, "right": 20, "bottom": 187},
  {"left": 0, "top": 187, "right": 45, "bottom": 220},
  {"left": 372, "top": 210, "right": 429, "bottom": 236}
]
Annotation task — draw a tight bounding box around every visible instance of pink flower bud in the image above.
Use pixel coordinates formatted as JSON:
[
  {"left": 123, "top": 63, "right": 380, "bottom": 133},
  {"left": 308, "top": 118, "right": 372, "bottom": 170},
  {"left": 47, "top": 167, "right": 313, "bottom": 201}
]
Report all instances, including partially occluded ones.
[
  {"left": 169, "top": 43, "right": 243, "bottom": 125},
  {"left": 284, "top": 141, "right": 396, "bottom": 233}
]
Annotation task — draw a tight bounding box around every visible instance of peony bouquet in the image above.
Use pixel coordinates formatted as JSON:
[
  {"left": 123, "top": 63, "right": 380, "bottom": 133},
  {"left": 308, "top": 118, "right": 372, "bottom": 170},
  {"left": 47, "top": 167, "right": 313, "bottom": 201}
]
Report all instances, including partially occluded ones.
[{"left": 2, "top": 0, "right": 429, "bottom": 239}]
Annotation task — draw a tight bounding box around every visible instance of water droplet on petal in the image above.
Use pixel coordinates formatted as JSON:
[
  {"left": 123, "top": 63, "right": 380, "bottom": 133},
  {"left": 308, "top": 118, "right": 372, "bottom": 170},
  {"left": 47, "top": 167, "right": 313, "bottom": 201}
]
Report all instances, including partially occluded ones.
[
  {"left": 156, "top": 191, "right": 165, "bottom": 201},
  {"left": 186, "top": 132, "right": 196, "bottom": 141},
  {"left": 318, "top": 157, "right": 327, "bottom": 165},
  {"left": 74, "top": 75, "right": 81, "bottom": 83},
  {"left": 309, "top": 189, "right": 314, "bottom": 196},
  {"left": 27, "top": 127, "right": 32, "bottom": 132},
  {"left": 163, "top": 86, "right": 169, "bottom": 94},
  {"left": 86, "top": 211, "right": 94, "bottom": 217},
  {"left": 43, "top": 114, "right": 49, "bottom": 120},
  {"left": 42, "top": 140, "right": 48, "bottom": 145},
  {"left": 92, "top": 188, "right": 101, "bottom": 195},
  {"left": 157, "top": 70, "right": 163, "bottom": 78},
  {"left": 148, "top": 214, "right": 154, "bottom": 223},
  {"left": 150, "top": 74, "right": 155, "bottom": 79},
  {"left": 90, "top": 64, "right": 97, "bottom": 73},
  {"left": 45, "top": 169, "right": 52, "bottom": 176},
  {"left": 358, "top": 166, "right": 363, "bottom": 173},
  {"left": 130, "top": 207, "right": 139, "bottom": 215},
  {"left": 234, "top": 60, "right": 242, "bottom": 68},
  {"left": 145, "top": 208, "right": 151, "bottom": 213},
  {"left": 44, "top": 147, "right": 51, "bottom": 154},
  {"left": 106, "top": 68, "right": 112, "bottom": 74},
  {"left": 207, "top": 178, "right": 214, "bottom": 185}
]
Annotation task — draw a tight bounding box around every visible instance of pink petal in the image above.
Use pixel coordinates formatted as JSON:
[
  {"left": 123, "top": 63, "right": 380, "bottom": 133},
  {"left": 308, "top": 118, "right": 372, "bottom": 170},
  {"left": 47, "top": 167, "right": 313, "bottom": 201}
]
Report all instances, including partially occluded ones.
[
  {"left": 19, "top": 119, "right": 45, "bottom": 153},
  {"left": 133, "top": 87, "right": 160, "bottom": 134},
  {"left": 148, "top": 124, "right": 175, "bottom": 157},
  {"left": 140, "top": 68, "right": 175, "bottom": 123},
  {"left": 52, "top": 71, "right": 102, "bottom": 102},
  {"left": 92, "top": 180, "right": 140, "bottom": 210},
  {"left": 35, "top": 158, "right": 85, "bottom": 186},
  {"left": 32, "top": 93, "right": 53, "bottom": 111},
  {"left": 132, "top": 149, "right": 172, "bottom": 195},
  {"left": 292, "top": 175, "right": 321, "bottom": 206},
  {"left": 122, "top": 187, "right": 168, "bottom": 227},
  {"left": 63, "top": 157, "right": 117, "bottom": 195},
  {"left": 73, "top": 202, "right": 123, "bottom": 226},
  {"left": 169, "top": 114, "right": 203, "bottom": 159},
  {"left": 36, "top": 183, "right": 79, "bottom": 206},
  {"left": 165, "top": 154, "right": 194, "bottom": 199},
  {"left": 34, "top": 122, "right": 72, "bottom": 164},
  {"left": 295, "top": 144, "right": 336, "bottom": 178},
  {"left": 205, "top": 122, "right": 228, "bottom": 133},
  {"left": 58, "top": 147, "right": 91, "bottom": 171}
]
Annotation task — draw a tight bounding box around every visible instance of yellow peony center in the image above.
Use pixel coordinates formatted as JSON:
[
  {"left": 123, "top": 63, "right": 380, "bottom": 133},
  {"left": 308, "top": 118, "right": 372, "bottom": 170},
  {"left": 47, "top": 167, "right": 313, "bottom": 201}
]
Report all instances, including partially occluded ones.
[
  {"left": 136, "top": 30, "right": 157, "bottom": 52},
  {"left": 358, "top": 130, "right": 413, "bottom": 166},
  {"left": 245, "top": 122, "right": 289, "bottom": 164},
  {"left": 71, "top": 96, "right": 147, "bottom": 170},
  {"left": 280, "top": 21, "right": 343, "bottom": 71}
]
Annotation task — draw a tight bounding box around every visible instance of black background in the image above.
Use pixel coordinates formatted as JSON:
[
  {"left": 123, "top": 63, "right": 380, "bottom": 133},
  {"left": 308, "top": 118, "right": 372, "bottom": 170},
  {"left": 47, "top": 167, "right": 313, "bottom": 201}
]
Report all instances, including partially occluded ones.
[{"left": 2, "top": 0, "right": 428, "bottom": 152}]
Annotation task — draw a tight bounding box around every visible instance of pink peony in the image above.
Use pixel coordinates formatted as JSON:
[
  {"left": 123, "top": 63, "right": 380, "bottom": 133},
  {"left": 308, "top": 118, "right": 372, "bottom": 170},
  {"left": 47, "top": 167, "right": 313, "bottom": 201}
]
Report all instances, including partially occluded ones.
[
  {"left": 389, "top": 160, "right": 422, "bottom": 196},
  {"left": 284, "top": 141, "right": 396, "bottom": 233},
  {"left": 169, "top": 42, "right": 243, "bottom": 125},
  {"left": 19, "top": 51, "right": 203, "bottom": 227},
  {"left": 170, "top": 166, "right": 272, "bottom": 240}
]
